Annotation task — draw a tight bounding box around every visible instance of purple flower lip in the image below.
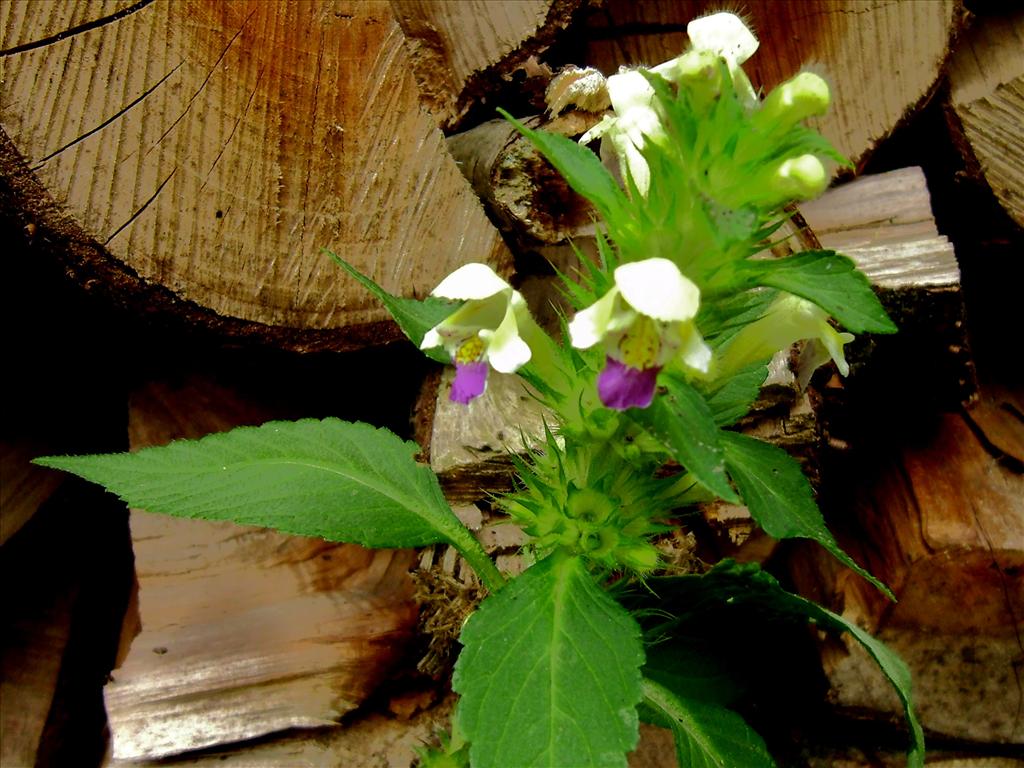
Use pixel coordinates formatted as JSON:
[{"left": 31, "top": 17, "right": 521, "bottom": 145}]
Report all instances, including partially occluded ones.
[
  {"left": 450, "top": 361, "right": 489, "bottom": 404},
  {"left": 597, "top": 356, "right": 660, "bottom": 410}
]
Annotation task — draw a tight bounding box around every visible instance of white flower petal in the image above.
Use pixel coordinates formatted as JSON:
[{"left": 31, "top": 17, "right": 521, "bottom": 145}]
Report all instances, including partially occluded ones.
[
  {"left": 439, "top": 291, "right": 508, "bottom": 333},
  {"left": 614, "top": 258, "right": 701, "bottom": 322},
  {"left": 678, "top": 324, "right": 713, "bottom": 374},
  {"left": 568, "top": 287, "right": 622, "bottom": 349},
  {"left": 486, "top": 333, "right": 532, "bottom": 373},
  {"left": 579, "top": 113, "right": 618, "bottom": 145},
  {"left": 482, "top": 300, "right": 532, "bottom": 373},
  {"left": 615, "top": 134, "right": 652, "bottom": 196},
  {"left": 606, "top": 69, "right": 655, "bottom": 115},
  {"left": 687, "top": 12, "right": 758, "bottom": 65},
  {"left": 431, "top": 263, "right": 511, "bottom": 301},
  {"left": 420, "top": 327, "right": 443, "bottom": 350},
  {"left": 821, "top": 329, "right": 854, "bottom": 376}
]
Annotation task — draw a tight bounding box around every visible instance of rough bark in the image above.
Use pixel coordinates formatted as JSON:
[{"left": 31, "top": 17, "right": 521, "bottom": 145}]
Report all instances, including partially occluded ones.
[
  {"left": 446, "top": 110, "right": 600, "bottom": 245},
  {"left": 392, "top": 0, "right": 582, "bottom": 130}
]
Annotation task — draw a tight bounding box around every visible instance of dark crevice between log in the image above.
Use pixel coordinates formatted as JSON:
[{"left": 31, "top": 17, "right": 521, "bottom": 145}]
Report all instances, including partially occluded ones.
[
  {"left": 0, "top": 0, "right": 156, "bottom": 57},
  {"left": 2, "top": 481, "right": 134, "bottom": 768}
]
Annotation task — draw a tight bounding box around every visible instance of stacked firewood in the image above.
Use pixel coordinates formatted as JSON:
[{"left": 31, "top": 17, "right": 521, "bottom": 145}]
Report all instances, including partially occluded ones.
[{"left": 2, "top": 1, "right": 1021, "bottom": 765}]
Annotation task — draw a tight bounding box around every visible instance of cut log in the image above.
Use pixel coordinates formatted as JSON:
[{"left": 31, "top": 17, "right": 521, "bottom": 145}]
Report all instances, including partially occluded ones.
[
  {"left": 795, "top": 167, "right": 975, "bottom": 408},
  {"left": 947, "top": 10, "right": 1024, "bottom": 229},
  {"left": 391, "top": 0, "right": 581, "bottom": 130},
  {"left": 108, "top": 696, "right": 456, "bottom": 768},
  {"left": 104, "top": 375, "right": 419, "bottom": 761},
  {"left": 0, "top": 438, "right": 64, "bottom": 545},
  {"left": 1, "top": 480, "right": 132, "bottom": 768},
  {"left": 582, "top": 0, "right": 961, "bottom": 170},
  {"left": 0, "top": 1, "right": 510, "bottom": 352},
  {"left": 790, "top": 407, "right": 1024, "bottom": 744},
  {"left": 422, "top": 370, "right": 553, "bottom": 505},
  {"left": 446, "top": 110, "right": 600, "bottom": 245},
  {"left": 1, "top": 506, "right": 76, "bottom": 768}
]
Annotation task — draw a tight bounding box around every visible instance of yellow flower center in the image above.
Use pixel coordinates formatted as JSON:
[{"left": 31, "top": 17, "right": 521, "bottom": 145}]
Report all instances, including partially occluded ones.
[
  {"left": 617, "top": 316, "right": 661, "bottom": 369},
  {"left": 455, "top": 335, "right": 485, "bottom": 364}
]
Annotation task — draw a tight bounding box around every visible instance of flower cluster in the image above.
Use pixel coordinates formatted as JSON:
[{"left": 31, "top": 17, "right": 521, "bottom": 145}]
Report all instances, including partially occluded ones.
[
  {"left": 502, "top": 437, "right": 666, "bottom": 574},
  {"left": 421, "top": 11, "right": 857, "bottom": 415},
  {"left": 576, "top": 12, "right": 760, "bottom": 196}
]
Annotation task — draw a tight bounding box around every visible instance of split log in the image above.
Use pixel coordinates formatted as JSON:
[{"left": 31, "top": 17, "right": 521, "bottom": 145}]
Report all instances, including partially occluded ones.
[
  {"left": 947, "top": 10, "right": 1024, "bottom": 229},
  {"left": 104, "top": 375, "right": 419, "bottom": 761},
  {"left": 109, "top": 696, "right": 456, "bottom": 768},
  {"left": 0, "top": 1, "right": 510, "bottom": 352},
  {"left": 0, "top": 439, "right": 63, "bottom": 545},
  {"left": 581, "top": 0, "right": 961, "bottom": 170},
  {"left": 1, "top": 480, "right": 131, "bottom": 768},
  {"left": 807, "top": 752, "right": 1024, "bottom": 768},
  {"left": 446, "top": 110, "right": 600, "bottom": 246},
  {"left": 392, "top": 0, "right": 581, "bottom": 130},
  {"left": 796, "top": 167, "right": 974, "bottom": 407},
  {"left": 1, "top": 503, "right": 77, "bottom": 768},
  {"left": 789, "top": 407, "right": 1024, "bottom": 744}
]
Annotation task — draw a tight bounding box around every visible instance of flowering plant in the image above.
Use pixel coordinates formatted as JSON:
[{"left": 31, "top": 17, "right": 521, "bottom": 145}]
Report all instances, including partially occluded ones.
[{"left": 36, "top": 13, "right": 921, "bottom": 768}]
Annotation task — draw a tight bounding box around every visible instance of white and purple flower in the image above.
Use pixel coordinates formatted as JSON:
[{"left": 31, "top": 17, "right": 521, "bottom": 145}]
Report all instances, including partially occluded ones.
[
  {"left": 420, "top": 264, "right": 534, "bottom": 404},
  {"left": 569, "top": 258, "right": 712, "bottom": 410}
]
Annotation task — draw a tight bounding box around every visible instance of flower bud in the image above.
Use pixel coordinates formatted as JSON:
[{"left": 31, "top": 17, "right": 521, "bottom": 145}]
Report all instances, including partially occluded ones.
[
  {"left": 579, "top": 528, "right": 619, "bottom": 557},
  {"left": 757, "top": 72, "right": 831, "bottom": 130},
  {"left": 616, "top": 543, "right": 661, "bottom": 573},
  {"left": 655, "top": 49, "right": 723, "bottom": 110},
  {"left": 566, "top": 487, "right": 615, "bottom": 527},
  {"left": 774, "top": 154, "right": 828, "bottom": 200}
]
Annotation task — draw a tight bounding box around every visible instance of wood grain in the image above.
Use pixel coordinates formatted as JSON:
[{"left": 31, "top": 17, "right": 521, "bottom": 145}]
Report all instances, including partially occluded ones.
[
  {"left": 582, "top": 0, "right": 960, "bottom": 170},
  {"left": 791, "top": 410, "right": 1024, "bottom": 743},
  {"left": 105, "top": 375, "right": 419, "bottom": 760},
  {"left": 0, "top": 1, "right": 510, "bottom": 349},
  {"left": 0, "top": 438, "right": 64, "bottom": 545},
  {"left": 948, "top": 11, "right": 1024, "bottom": 229}
]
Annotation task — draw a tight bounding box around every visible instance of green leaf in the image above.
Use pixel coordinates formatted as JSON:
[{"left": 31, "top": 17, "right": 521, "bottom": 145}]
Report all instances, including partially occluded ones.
[
  {"left": 34, "top": 418, "right": 504, "bottom": 589},
  {"left": 453, "top": 555, "right": 644, "bottom": 768},
  {"left": 326, "top": 249, "right": 458, "bottom": 363},
  {"left": 698, "top": 288, "right": 777, "bottom": 347},
  {"left": 649, "top": 561, "right": 924, "bottom": 768},
  {"left": 699, "top": 364, "right": 769, "bottom": 427},
  {"left": 642, "top": 636, "right": 745, "bottom": 707},
  {"left": 720, "top": 432, "right": 893, "bottom": 599},
  {"left": 740, "top": 250, "right": 896, "bottom": 334},
  {"left": 631, "top": 376, "right": 739, "bottom": 503},
  {"left": 641, "top": 678, "right": 776, "bottom": 768},
  {"left": 498, "top": 108, "right": 630, "bottom": 224}
]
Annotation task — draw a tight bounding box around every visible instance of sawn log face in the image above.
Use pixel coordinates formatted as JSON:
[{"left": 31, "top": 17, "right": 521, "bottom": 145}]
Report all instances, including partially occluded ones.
[{"left": 0, "top": 0, "right": 510, "bottom": 348}]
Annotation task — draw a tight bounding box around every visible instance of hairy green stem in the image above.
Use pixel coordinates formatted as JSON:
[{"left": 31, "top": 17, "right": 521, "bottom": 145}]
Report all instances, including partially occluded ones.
[{"left": 448, "top": 526, "right": 506, "bottom": 592}]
